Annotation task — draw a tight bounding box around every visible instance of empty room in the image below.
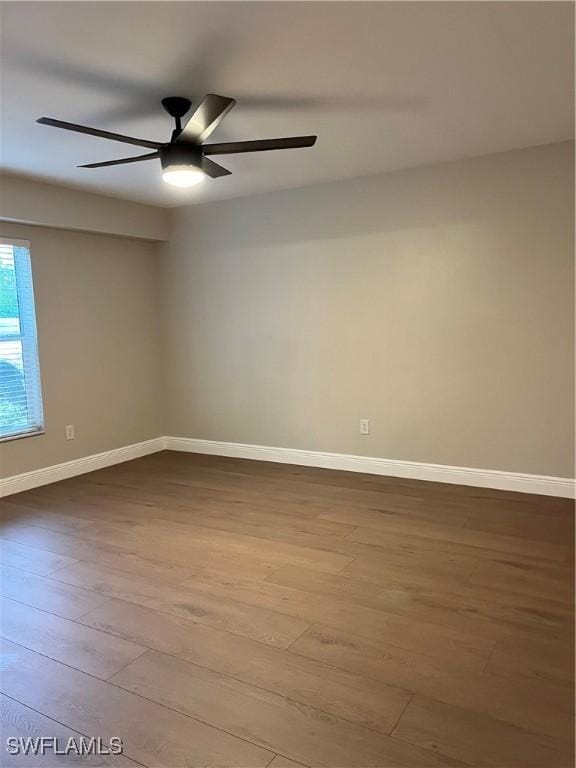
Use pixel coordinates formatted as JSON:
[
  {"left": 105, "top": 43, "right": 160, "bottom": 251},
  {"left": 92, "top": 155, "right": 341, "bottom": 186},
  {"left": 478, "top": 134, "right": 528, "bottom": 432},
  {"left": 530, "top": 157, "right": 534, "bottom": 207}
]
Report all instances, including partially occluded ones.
[{"left": 0, "top": 1, "right": 574, "bottom": 767}]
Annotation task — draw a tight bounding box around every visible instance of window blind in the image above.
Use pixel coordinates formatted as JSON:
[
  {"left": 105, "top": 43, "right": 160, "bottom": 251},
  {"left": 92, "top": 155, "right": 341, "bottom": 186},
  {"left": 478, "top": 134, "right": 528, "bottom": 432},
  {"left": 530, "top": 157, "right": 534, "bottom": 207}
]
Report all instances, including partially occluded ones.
[{"left": 0, "top": 238, "right": 44, "bottom": 440}]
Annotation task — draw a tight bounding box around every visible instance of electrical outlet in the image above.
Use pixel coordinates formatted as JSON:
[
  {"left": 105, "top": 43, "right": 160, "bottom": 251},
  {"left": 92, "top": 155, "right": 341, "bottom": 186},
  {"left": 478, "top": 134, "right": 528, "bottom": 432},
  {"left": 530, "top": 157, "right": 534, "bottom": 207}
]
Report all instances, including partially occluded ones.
[
  {"left": 65, "top": 424, "right": 75, "bottom": 440},
  {"left": 359, "top": 418, "right": 370, "bottom": 435}
]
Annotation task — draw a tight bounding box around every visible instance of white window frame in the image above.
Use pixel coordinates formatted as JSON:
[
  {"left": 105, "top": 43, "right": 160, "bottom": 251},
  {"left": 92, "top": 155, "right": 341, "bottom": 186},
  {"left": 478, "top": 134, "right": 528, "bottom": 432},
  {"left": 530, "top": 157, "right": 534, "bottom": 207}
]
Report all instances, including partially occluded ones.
[{"left": 0, "top": 237, "right": 45, "bottom": 442}]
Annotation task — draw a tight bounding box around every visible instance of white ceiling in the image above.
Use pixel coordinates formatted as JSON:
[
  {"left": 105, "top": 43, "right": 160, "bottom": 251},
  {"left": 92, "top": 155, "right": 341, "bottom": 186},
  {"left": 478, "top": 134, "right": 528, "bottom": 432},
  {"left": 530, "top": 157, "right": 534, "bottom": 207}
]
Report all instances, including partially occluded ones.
[{"left": 1, "top": 1, "right": 573, "bottom": 207}]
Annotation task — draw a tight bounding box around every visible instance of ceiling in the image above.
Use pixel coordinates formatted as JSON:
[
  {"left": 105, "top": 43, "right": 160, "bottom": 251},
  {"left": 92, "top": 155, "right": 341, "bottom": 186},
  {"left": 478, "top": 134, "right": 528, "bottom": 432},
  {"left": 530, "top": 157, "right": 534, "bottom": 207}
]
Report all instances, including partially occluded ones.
[{"left": 1, "top": 1, "right": 573, "bottom": 207}]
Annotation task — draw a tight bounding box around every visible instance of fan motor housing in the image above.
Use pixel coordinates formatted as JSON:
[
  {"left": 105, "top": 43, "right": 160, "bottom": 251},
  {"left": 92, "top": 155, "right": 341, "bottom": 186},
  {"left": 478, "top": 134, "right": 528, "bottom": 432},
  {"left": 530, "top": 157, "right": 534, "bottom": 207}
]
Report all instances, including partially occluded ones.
[{"left": 160, "top": 143, "right": 202, "bottom": 171}]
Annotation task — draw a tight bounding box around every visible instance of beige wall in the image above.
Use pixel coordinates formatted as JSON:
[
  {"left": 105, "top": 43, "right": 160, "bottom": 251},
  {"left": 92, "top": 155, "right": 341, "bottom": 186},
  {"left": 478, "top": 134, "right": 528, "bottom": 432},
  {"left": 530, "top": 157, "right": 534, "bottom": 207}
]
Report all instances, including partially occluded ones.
[
  {"left": 0, "top": 174, "right": 169, "bottom": 242},
  {"left": 1, "top": 142, "right": 573, "bottom": 480},
  {"left": 163, "top": 141, "right": 575, "bottom": 478},
  {"left": 0, "top": 223, "right": 163, "bottom": 477}
]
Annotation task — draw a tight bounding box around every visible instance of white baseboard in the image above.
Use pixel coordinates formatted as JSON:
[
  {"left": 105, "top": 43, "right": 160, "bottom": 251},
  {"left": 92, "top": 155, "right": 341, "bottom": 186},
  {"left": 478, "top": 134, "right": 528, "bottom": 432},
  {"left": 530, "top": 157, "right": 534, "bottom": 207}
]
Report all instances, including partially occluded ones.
[
  {"left": 0, "top": 437, "right": 166, "bottom": 497},
  {"left": 1, "top": 435, "right": 573, "bottom": 499},
  {"left": 165, "top": 437, "right": 575, "bottom": 499}
]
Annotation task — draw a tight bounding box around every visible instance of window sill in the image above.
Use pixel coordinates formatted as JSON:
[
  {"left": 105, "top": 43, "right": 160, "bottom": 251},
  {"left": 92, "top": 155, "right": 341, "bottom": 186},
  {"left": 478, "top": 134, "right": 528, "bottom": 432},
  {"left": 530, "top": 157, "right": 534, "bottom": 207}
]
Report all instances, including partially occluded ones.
[{"left": 0, "top": 429, "right": 45, "bottom": 444}]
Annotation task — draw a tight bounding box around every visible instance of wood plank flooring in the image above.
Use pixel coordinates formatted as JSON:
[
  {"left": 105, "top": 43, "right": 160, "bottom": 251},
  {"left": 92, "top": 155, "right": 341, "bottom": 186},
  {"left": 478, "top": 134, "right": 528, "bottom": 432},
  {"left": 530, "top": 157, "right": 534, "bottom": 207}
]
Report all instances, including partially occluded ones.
[{"left": 0, "top": 451, "right": 573, "bottom": 767}]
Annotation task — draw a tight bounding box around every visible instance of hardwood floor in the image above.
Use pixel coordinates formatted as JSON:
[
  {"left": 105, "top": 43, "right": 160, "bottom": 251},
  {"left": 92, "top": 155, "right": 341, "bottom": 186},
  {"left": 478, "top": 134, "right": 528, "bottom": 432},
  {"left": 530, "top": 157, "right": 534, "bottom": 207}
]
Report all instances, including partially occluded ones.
[{"left": 0, "top": 451, "right": 573, "bottom": 767}]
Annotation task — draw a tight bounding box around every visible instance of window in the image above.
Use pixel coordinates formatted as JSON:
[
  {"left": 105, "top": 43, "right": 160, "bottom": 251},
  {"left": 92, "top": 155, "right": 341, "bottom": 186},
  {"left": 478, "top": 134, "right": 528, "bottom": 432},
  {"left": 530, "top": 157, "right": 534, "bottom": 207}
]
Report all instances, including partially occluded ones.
[{"left": 0, "top": 238, "right": 44, "bottom": 440}]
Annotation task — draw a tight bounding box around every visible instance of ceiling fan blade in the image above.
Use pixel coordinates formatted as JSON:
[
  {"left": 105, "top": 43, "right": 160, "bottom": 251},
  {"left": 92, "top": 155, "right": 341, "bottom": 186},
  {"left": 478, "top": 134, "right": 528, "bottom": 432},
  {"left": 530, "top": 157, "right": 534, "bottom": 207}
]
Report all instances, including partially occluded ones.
[
  {"left": 78, "top": 152, "right": 160, "bottom": 169},
  {"left": 202, "top": 136, "right": 317, "bottom": 156},
  {"left": 37, "top": 117, "right": 162, "bottom": 149},
  {"left": 201, "top": 157, "right": 232, "bottom": 178},
  {"left": 175, "top": 94, "right": 236, "bottom": 144}
]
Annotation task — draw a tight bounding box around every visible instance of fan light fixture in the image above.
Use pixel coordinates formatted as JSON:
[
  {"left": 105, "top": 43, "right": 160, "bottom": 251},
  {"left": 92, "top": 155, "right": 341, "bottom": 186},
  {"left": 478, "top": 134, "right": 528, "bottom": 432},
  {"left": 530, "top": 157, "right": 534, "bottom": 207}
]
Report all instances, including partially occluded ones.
[
  {"left": 36, "top": 94, "right": 317, "bottom": 187},
  {"left": 162, "top": 165, "right": 205, "bottom": 187}
]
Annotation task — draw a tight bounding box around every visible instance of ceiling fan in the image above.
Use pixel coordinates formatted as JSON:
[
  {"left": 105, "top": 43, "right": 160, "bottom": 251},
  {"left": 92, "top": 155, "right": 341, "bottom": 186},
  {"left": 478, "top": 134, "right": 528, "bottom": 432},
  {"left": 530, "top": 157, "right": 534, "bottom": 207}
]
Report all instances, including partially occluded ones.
[{"left": 37, "top": 94, "right": 317, "bottom": 187}]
